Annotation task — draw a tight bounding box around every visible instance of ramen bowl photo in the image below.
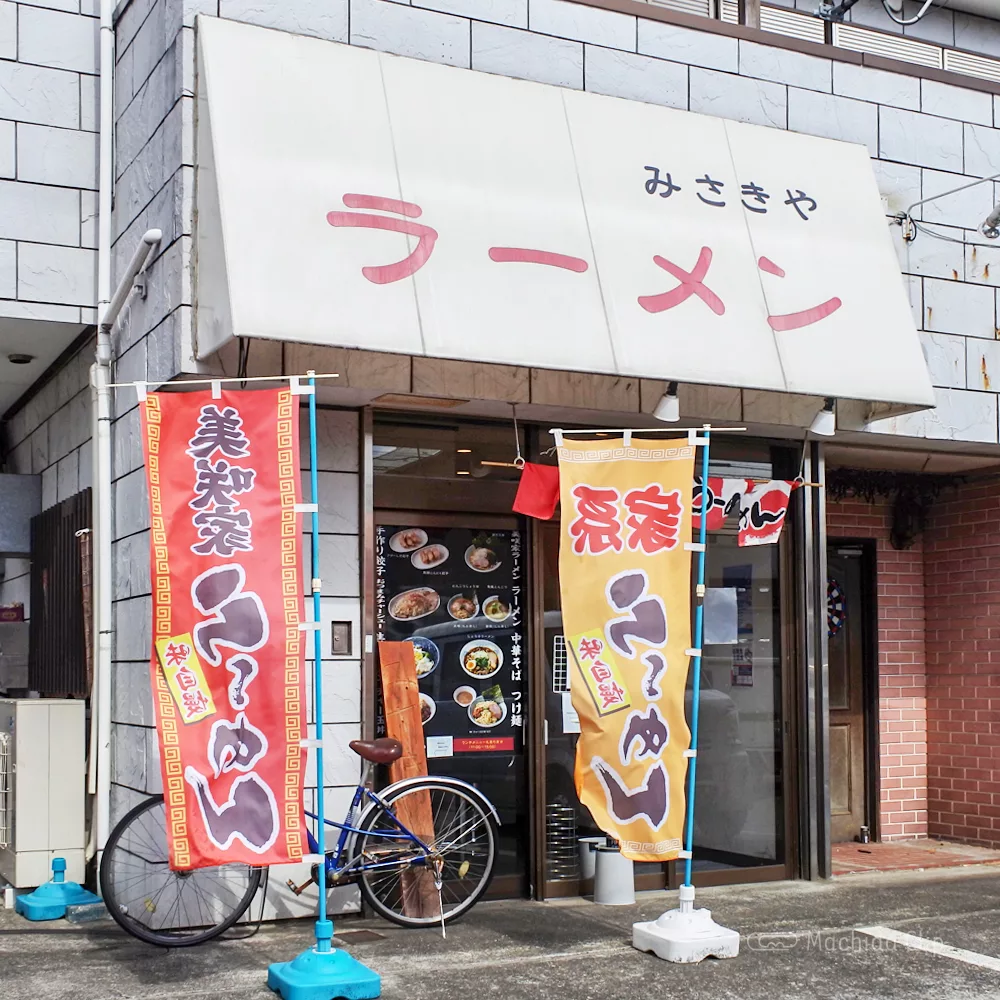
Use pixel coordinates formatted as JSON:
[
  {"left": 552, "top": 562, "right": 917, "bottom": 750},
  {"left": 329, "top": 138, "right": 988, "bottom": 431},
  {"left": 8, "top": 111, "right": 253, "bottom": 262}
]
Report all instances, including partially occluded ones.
[
  {"left": 482, "top": 595, "right": 511, "bottom": 623},
  {"left": 447, "top": 593, "right": 479, "bottom": 621},
  {"left": 465, "top": 544, "right": 501, "bottom": 573},
  {"left": 460, "top": 639, "right": 503, "bottom": 679},
  {"left": 468, "top": 696, "right": 507, "bottom": 729}
]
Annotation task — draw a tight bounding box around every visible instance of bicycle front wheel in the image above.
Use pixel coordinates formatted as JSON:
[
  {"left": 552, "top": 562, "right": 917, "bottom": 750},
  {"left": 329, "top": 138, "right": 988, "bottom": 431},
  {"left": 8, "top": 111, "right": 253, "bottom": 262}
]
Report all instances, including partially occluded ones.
[
  {"left": 356, "top": 779, "right": 497, "bottom": 928},
  {"left": 100, "top": 795, "right": 263, "bottom": 947}
]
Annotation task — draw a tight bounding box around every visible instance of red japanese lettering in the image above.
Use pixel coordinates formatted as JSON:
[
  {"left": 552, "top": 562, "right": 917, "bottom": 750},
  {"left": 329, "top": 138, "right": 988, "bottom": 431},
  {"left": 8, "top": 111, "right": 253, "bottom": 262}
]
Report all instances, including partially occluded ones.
[
  {"left": 175, "top": 669, "right": 199, "bottom": 692},
  {"left": 488, "top": 247, "right": 589, "bottom": 272},
  {"left": 181, "top": 689, "right": 210, "bottom": 719},
  {"left": 590, "top": 662, "right": 613, "bottom": 683},
  {"left": 624, "top": 485, "right": 683, "bottom": 554},
  {"left": 163, "top": 642, "right": 191, "bottom": 667},
  {"left": 569, "top": 485, "right": 623, "bottom": 555},
  {"left": 597, "top": 680, "right": 626, "bottom": 709},
  {"left": 638, "top": 246, "right": 725, "bottom": 316},
  {"left": 327, "top": 193, "right": 438, "bottom": 284},
  {"left": 758, "top": 256, "right": 842, "bottom": 332},
  {"left": 577, "top": 637, "right": 604, "bottom": 662}
]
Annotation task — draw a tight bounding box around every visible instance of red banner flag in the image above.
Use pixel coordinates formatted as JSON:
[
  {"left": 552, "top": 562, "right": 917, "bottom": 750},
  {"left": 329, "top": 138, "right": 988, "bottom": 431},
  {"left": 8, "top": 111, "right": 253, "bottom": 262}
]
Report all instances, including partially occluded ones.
[
  {"left": 737, "top": 480, "right": 798, "bottom": 547},
  {"left": 141, "top": 388, "right": 308, "bottom": 870},
  {"left": 692, "top": 477, "right": 748, "bottom": 531}
]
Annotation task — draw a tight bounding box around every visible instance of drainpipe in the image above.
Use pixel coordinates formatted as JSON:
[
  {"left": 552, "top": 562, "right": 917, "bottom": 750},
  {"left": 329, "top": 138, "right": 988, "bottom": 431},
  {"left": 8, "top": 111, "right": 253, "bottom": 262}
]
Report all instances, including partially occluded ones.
[
  {"left": 91, "top": 228, "right": 162, "bottom": 870},
  {"left": 89, "top": 0, "right": 115, "bottom": 873},
  {"left": 92, "top": 0, "right": 163, "bottom": 876}
]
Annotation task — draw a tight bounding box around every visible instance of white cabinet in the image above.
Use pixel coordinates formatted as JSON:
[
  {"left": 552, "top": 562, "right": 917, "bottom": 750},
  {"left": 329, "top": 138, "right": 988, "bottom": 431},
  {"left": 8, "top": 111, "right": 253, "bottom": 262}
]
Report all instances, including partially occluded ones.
[{"left": 0, "top": 699, "right": 85, "bottom": 888}]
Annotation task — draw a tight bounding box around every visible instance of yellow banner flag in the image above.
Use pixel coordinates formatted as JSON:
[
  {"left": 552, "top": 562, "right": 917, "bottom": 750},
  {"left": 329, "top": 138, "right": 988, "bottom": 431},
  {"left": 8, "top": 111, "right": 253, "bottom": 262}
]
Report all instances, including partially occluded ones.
[{"left": 558, "top": 437, "right": 695, "bottom": 862}]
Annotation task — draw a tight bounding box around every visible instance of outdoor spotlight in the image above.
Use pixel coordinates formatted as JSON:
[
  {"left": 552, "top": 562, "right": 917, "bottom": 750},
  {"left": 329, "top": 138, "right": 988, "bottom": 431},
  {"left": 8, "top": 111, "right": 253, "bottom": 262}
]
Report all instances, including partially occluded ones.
[
  {"left": 6, "top": 354, "right": 34, "bottom": 365},
  {"left": 653, "top": 381, "right": 680, "bottom": 422},
  {"left": 809, "top": 397, "right": 836, "bottom": 437},
  {"left": 982, "top": 203, "right": 1000, "bottom": 240}
]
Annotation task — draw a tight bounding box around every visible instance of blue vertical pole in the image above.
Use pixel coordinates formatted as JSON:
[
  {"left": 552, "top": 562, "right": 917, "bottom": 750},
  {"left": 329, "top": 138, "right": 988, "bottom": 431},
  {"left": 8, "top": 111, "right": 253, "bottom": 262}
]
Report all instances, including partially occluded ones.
[
  {"left": 683, "top": 426, "right": 711, "bottom": 888},
  {"left": 307, "top": 372, "right": 331, "bottom": 952}
]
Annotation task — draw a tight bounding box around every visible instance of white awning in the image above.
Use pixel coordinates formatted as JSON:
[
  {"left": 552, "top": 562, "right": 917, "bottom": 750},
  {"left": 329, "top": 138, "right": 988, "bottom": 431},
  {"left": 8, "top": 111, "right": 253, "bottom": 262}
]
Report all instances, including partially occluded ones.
[{"left": 195, "top": 16, "right": 935, "bottom": 412}]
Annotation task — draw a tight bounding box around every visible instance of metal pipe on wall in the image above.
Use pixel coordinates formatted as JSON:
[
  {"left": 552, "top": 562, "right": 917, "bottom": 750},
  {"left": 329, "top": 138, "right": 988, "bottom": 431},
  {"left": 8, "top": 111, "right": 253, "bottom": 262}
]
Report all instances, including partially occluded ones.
[
  {"left": 91, "top": 229, "right": 161, "bottom": 868},
  {"left": 89, "top": 0, "right": 115, "bottom": 869},
  {"left": 795, "top": 440, "right": 831, "bottom": 880}
]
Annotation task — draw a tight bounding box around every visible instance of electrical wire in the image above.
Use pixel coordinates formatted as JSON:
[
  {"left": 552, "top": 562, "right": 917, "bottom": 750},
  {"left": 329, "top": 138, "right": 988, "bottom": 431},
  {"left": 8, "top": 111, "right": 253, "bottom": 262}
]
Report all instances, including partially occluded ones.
[
  {"left": 911, "top": 220, "right": 973, "bottom": 247},
  {"left": 224, "top": 867, "right": 270, "bottom": 940},
  {"left": 880, "top": 0, "right": 935, "bottom": 25}
]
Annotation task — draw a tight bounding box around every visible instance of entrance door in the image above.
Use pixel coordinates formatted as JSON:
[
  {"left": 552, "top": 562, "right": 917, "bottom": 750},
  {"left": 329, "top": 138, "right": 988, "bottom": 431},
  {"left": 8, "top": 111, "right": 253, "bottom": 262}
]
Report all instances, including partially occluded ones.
[{"left": 827, "top": 545, "right": 872, "bottom": 844}]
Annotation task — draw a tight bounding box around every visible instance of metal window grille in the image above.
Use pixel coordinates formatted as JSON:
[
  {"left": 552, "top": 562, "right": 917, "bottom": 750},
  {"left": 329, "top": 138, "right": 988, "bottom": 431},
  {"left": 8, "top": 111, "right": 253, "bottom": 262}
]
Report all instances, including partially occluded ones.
[
  {"left": 944, "top": 47, "right": 1000, "bottom": 84},
  {"left": 645, "top": 0, "right": 713, "bottom": 15},
  {"left": 641, "top": 0, "right": 1000, "bottom": 86},
  {"left": 832, "top": 23, "right": 944, "bottom": 68},
  {"left": 29, "top": 489, "right": 92, "bottom": 697},
  {"left": 552, "top": 634, "right": 570, "bottom": 693},
  {"left": 0, "top": 732, "right": 10, "bottom": 850}
]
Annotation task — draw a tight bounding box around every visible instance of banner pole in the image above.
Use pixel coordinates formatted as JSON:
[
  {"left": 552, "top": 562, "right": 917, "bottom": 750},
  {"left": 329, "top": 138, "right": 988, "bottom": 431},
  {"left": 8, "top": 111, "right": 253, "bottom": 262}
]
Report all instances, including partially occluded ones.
[
  {"left": 307, "top": 372, "right": 331, "bottom": 952},
  {"left": 683, "top": 425, "right": 711, "bottom": 889},
  {"left": 632, "top": 421, "right": 738, "bottom": 962},
  {"left": 267, "top": 375, "right": 382, "bottom": 998}
]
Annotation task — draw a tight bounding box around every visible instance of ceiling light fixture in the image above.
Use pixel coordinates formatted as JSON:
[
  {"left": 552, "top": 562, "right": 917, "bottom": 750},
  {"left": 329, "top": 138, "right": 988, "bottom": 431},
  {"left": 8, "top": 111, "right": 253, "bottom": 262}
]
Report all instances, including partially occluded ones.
[
  {"left": 7, "top": 354, "right": 34, "bottom": 365},
  {"left": 809, "top": 398, "right": 837, "bottom": 437},
  {"left": 653, "top": 381, "right": 680, "bottom": 423}
]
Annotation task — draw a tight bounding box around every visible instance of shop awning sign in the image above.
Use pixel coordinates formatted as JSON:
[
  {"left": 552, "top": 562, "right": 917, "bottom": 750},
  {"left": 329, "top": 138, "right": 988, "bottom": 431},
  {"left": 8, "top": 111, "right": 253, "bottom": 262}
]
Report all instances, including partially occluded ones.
[{"left": 196, "top": 17, "right": 933, "bottom": 410}]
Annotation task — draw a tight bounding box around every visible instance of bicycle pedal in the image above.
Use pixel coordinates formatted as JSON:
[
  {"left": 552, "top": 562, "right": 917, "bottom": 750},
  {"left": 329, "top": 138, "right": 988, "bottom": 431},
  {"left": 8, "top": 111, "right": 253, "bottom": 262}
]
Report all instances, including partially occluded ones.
[{"left": 286, "top": 878, "right": 314, "bottom": 896}]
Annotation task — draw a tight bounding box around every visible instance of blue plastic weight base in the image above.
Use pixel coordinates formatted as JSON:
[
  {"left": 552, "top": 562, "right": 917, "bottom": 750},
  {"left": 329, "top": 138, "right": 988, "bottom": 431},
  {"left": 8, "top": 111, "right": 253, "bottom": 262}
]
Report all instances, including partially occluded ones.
[
  {"left": 14, "top": 858, "right": 103, "bottom": 921},
  {"left": 268, "top": 947, "right": 381, "bottom": 1000}
]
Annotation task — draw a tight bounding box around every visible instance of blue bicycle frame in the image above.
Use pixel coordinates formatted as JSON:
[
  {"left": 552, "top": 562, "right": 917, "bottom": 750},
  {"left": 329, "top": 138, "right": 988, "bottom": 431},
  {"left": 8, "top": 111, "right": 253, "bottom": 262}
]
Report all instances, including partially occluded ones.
[{"left": 304, "top": 783, "right": 434, "bottom": 881}]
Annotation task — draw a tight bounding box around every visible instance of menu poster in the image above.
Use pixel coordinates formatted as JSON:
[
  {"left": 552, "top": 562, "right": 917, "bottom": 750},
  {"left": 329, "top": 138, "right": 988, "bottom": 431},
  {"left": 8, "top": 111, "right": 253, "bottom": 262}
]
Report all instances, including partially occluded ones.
[{"left": 376, "top": 525, "right": 523, "bottom": 756}]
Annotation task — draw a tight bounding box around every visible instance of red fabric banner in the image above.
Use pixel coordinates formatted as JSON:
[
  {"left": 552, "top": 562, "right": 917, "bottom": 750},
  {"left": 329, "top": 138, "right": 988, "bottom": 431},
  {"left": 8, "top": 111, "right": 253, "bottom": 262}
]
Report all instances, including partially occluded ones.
[
  {"left": 692, "top": 477, "right": 749, "bottom": 531},
  {"left": 737, "top": 480, "right": 797, "bottom": 547},
  {"left": 141, "top": 388, "right": 308, "bottom": 870},
  {"left": 512, "top": 462, "right": 560, "bottom": 520}
]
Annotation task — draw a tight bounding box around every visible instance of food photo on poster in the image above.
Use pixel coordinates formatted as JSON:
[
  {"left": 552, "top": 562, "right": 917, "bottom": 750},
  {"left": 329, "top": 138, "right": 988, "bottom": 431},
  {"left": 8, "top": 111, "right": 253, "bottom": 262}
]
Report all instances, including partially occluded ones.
[
  {"left": 376, "top": 523, "right": 526, "bottom": 879},
  {"left": 377, "top": 524, "right": 523, "bottom": 755}
]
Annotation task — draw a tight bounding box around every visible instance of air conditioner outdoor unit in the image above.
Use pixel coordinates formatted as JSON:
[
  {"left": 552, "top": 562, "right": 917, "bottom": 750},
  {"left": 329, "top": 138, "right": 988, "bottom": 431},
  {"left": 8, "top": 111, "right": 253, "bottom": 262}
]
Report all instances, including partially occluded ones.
[{"left": 0, "top": 699, "right": 86, "bottom": 888}]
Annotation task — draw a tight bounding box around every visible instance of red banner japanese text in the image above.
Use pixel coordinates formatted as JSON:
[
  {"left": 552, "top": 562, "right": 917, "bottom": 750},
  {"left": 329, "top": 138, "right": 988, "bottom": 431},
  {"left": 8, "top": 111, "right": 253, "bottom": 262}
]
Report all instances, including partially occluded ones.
[{"left": 141, "top": 388, "right": 308, "bottom": 870}]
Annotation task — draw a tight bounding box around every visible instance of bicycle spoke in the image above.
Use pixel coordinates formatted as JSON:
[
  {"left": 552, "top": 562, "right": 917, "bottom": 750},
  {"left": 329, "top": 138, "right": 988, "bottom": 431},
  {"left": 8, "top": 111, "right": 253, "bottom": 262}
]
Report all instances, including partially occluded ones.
[
  {"left": 357, "top": 784, "right": 495, "bottom": 926},
  {"left": 102, "top": 798, "right": 260, "bottom": 945}
]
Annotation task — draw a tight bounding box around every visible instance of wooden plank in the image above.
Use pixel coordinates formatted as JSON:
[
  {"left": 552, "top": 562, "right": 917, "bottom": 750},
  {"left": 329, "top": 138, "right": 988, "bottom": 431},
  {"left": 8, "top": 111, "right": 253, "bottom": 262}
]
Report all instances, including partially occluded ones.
[{"left": 377, "top": 641, "right": 439, "bottom": 918}]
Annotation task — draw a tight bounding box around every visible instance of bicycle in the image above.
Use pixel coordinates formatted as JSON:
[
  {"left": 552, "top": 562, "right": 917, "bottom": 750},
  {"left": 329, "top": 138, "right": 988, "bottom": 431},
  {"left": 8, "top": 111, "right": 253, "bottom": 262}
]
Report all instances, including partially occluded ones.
[{"left": 100, "top": 737, "right": 499, "bottom": 947}]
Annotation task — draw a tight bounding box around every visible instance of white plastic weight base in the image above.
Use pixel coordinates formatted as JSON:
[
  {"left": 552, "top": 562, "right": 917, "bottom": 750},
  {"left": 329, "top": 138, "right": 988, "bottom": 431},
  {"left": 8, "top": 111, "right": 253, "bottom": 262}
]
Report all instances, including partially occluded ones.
[{"left": 632, "top": 885, "right": 740, "bottom": 964}]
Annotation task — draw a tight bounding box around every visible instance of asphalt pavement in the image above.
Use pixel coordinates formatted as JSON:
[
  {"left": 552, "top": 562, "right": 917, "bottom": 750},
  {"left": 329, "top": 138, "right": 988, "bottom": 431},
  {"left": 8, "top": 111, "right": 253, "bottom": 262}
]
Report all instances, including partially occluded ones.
[{"left": 4, "top": 865, "right": 1000, "bottom": 1000}]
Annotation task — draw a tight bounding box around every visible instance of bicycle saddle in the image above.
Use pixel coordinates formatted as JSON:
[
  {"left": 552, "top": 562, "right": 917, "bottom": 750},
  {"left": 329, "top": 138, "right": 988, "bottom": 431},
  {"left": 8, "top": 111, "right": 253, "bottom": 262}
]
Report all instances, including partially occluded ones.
[{"left": 349, "top": 737, "right": 404, "bottom": 764}]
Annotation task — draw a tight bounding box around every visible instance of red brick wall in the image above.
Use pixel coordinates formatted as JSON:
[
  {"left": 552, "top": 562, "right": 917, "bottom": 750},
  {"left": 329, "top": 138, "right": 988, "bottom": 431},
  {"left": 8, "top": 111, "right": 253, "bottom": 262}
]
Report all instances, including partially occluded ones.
[
  {"left": 827, "top": 496, "right": 928, "bottom": 841},
  {"left": 924, "top": 483, "right": 1000, "bottom": 848}
]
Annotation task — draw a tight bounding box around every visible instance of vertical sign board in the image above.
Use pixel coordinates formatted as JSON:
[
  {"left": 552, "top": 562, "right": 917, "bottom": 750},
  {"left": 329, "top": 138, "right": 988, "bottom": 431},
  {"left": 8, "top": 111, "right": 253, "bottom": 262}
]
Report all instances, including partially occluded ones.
[
  {"left": 375, "top": 523, "right": 526, "bottom": 874},
  {"left": 141, "top": 388, "right": 308, "bottom": 869},
  {"left": 375, "top": 525, "right": 524, "bottom": 755},
  {"left": 558, "top": 438, "right": 695, "bottom": 862}
]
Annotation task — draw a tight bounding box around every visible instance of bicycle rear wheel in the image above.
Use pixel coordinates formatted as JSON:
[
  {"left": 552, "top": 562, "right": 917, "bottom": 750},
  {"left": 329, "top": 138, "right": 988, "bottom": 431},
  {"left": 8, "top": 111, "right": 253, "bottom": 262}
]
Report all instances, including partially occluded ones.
[
  {"left": 356, "top": 779, "right": 497, "bottom": 928},
  {"left": 100, "top": 795, "right": 262, "bottom": 947}
]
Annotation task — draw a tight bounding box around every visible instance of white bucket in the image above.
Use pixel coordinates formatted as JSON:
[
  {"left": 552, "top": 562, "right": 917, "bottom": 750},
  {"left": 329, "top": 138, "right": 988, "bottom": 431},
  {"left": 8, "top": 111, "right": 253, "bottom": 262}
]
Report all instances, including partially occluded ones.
[
  {"left": 593, "top": 845, "right": 635, "bottom": 905},
  {"left": 578, "top": 836, "right": 606, "bottom": 880}
]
